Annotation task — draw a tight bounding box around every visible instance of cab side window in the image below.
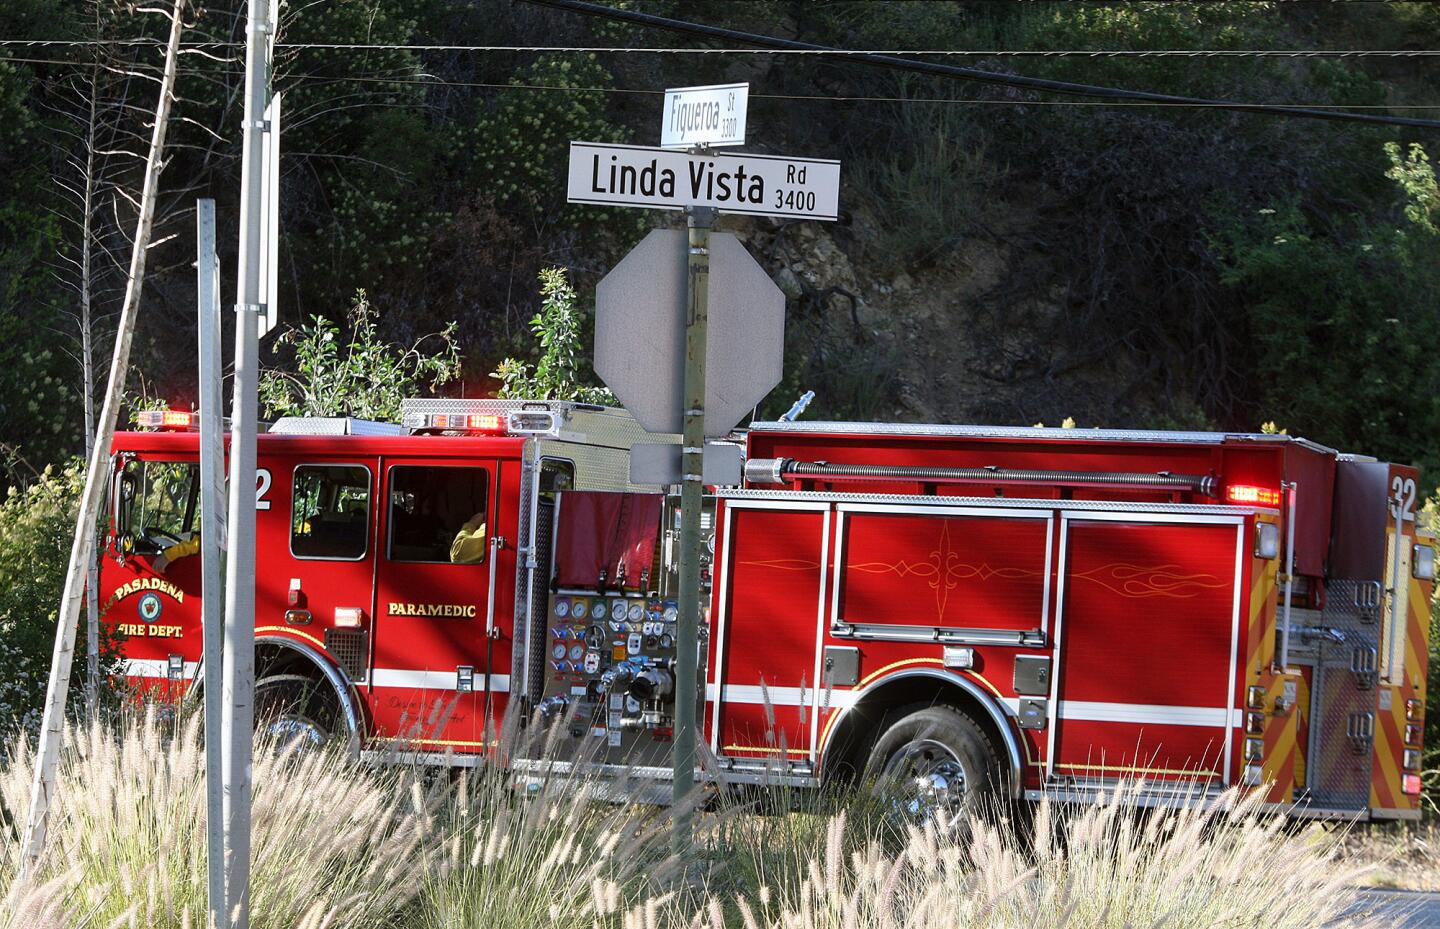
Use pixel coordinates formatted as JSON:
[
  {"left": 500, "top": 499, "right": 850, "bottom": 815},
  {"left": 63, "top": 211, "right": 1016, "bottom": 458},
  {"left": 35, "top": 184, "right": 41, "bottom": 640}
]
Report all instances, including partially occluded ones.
[
  {"left": 388, "top": 466, "right": 490, "bottom": 564},
  {"left": 120, "top": 459, "right": 199, "bottom": 554},
  {"left": 291, "top": 465, "right": 371, "bottom": 560}
]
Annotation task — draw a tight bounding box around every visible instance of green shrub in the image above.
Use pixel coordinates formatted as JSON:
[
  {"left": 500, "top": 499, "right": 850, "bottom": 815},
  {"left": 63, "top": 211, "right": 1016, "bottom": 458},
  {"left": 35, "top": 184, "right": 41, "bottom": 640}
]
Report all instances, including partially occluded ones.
[
  {"left": 492, "top": 267, "right": 614, "bottom": 404},
  {"left": 260, "top": 289, "right": 461, "bottom": 422},
  {"left": 0, "top": 462, "right": 106, "bottom": 736},
  {"left": 1212, "top": 144, "right": 1440, "bottom": 475}
]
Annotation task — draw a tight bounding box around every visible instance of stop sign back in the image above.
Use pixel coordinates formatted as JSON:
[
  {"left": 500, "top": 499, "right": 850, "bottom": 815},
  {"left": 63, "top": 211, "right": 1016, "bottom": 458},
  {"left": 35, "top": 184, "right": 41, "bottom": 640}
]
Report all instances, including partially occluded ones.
[{"left": 594, "top": 229, "right": 785, "bottom": 436}]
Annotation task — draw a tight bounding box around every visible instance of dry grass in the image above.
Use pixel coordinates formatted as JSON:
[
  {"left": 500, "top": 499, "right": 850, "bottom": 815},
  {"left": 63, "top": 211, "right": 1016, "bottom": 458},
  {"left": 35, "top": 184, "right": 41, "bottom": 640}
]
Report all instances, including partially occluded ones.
[
  {"left": 0, "top": 708, "right": 435, "bottom": 927},
  {"left": 0, "top": 713, "right": 1403, "bottom": 928},
  {"left": 414, "top": 718, "right": 685, "bottom": 929},
  {"left": 694, "top": 782, "right": 1382, "bottom": 929},
  {"left": 1336, "top": 820, "right": 1440, "bottom": 891}
]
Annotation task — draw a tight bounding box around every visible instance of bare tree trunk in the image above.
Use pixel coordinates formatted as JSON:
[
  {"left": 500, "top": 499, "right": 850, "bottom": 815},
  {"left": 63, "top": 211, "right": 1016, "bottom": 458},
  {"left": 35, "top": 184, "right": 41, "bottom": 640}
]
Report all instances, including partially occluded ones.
[
  {"left": 19, "top": 0, "right": 187, "bottom": 876},
  {"left": 79, "top": 60, "right": 101, "bottom": 719}
]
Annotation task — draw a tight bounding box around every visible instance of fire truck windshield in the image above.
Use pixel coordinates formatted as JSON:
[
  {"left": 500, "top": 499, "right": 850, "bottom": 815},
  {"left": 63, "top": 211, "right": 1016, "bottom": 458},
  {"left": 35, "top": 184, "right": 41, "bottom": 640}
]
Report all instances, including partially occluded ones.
[{"left": 117, "top": 459, "right": 200, "bottom": 554}]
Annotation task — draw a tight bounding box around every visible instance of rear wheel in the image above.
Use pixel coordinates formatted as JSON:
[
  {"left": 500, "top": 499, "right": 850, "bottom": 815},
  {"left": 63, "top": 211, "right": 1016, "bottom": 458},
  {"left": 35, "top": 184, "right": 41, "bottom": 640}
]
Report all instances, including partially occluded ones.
[
  {"left": 254, "top": 675, "right": 338, "bottom": 751},
  {"left": 865, "top": 703, "right": 1004, "bottom": 821}
]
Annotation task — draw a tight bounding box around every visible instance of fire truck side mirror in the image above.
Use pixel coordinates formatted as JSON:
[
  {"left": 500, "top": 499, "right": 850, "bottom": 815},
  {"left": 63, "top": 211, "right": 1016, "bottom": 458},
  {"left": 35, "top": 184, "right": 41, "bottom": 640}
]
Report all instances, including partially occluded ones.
[{"left": 113, "top": 471, "right": 137, "bottom": 553}]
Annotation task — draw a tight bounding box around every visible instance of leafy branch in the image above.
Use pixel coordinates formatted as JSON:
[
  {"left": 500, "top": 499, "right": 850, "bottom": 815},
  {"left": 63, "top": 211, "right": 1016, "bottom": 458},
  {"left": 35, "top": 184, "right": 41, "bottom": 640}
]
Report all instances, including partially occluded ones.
[
  {"left": 492, "top": 268, "right": 614, "bottom": 405},
  {"left": 260, "top": 289, "right": 460, "bottom": 422}
]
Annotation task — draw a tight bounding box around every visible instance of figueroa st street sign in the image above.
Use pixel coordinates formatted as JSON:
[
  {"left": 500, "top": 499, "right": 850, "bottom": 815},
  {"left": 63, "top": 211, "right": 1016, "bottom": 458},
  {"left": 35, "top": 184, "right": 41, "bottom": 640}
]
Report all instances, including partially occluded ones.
[{"left": 567, "top": 141, "right": 840, "bottom": 220}]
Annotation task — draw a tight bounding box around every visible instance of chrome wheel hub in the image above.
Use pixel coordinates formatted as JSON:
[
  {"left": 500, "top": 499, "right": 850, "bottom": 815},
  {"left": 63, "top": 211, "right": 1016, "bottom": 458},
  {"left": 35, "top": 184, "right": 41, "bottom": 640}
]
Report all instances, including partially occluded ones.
[
  {"left": 261, "top": 715, "right": 326, "bottom": 753},
  {"left": 880, "top": 739, "right": 968, "bottom": 819}
]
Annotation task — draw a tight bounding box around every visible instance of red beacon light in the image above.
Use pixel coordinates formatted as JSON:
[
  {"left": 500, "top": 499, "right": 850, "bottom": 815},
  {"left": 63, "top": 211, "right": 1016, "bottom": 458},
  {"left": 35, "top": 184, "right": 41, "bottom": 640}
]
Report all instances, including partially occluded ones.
[
  {"left": 425, "top": 412, "right": 507, "bottom": 434},
  {"left": 137, "top": 409, "right": 197, "bottom": 431},
  {"left": 1226, "top": 483, "right": 1281, "bottom": 507}
]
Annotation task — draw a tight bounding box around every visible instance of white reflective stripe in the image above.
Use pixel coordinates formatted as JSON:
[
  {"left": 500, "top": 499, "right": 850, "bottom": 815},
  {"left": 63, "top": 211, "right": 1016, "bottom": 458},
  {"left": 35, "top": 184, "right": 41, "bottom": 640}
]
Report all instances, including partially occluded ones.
[
  {"left": 708, "top": 683, "right": 857, "bottom": 709},
  {"left": 123, "top": 658, "right": 199, "bottom": 678},
  {"left": 1058, "top": 701, "right": 1228, "bottom": 727},
  {"left": 371, "top": 669, "right": 510, "bottom": 692}
]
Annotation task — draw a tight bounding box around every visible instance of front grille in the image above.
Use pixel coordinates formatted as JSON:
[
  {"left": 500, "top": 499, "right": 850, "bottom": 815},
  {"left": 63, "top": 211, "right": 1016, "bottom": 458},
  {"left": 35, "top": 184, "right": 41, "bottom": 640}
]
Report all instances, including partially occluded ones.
[{"left": 325, "top": 628, "right": 369, "bottom": 684}]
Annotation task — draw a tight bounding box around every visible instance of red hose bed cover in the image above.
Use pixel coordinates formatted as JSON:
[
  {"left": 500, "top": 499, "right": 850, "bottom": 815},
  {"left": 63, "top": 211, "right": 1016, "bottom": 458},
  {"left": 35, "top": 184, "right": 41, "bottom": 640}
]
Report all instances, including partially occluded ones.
[{"left": 554, "top": 491, "right": 663, "bottom": 590}]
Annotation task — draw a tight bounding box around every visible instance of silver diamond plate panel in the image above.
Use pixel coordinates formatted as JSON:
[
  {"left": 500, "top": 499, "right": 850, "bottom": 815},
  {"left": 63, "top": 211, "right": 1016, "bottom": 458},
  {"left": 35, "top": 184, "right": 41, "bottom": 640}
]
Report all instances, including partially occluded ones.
[
  {"left": 399, "top": 399, "right": 666, "bottom": 451},
  {"left": 268, "top": 416, "right": 405, "bottom": 436},
  {"left": 1303, "top": 579, "right": 1383, "bottom": 810}
]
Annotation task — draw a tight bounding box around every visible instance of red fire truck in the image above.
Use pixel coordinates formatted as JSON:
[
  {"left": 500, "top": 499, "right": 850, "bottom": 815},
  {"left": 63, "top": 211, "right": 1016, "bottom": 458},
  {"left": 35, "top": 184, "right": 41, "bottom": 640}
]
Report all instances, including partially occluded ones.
[{"left": 102, "top": 399, "right": 1433, "bottom": 818}]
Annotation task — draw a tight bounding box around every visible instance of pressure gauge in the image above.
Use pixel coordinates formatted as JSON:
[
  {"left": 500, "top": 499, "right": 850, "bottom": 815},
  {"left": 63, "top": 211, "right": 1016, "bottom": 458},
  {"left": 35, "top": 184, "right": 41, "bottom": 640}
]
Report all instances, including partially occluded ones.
[
  {"left": 570, "top": 598, "right": 587, "bottom": 618},
  {"left": 628, "top": 602, "right": 644, "bottom": 621},
  {"left": 568, "top": 643, "right": 586, "bottom": 662},
  {"left": 555, "top": 598, "right": 571, "bottom": 618},
  {"left": 551, "top": 643, "right": 567, "bottom": 660},
  {"left": 590, "top": 601, "right": 608, "bottom": 620},
  {"left": 659, "top": 633, "right": 673, "bottom": 649},
  {"left": 663, "top": 605, "right": 678, "bottom": 622}
]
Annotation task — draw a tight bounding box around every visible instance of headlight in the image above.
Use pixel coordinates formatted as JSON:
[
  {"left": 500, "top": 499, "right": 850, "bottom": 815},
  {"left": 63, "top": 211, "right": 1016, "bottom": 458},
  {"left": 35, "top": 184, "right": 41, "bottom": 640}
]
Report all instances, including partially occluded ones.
[
  {"left": 1246, "top": 712, "right": 1265, "bottom": 735},
  {"left": 1247, "top": 685, "right": 1266, "bottom": 709},
  {"left": 1245, "top": 738, "right": 1264, "bottom": 762},
  {"left": 1404, "top": 749, "right": 1422, "bottom": 772}
]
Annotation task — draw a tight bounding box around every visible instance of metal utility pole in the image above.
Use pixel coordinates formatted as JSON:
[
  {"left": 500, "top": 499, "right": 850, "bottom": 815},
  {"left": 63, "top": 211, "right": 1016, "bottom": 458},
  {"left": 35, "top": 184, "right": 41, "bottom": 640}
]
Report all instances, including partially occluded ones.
[
  {"left": 222, "top": 0, "right": 271, "bottom": 923},
  {"left": 196, "top": 199, "right": 227, "bottom": 929},
  {"left": 19, "top": 0, "right": 186, "bottom": 877},
  {"left": 673, "top": 203, "right": 713, "bottom": 852}
]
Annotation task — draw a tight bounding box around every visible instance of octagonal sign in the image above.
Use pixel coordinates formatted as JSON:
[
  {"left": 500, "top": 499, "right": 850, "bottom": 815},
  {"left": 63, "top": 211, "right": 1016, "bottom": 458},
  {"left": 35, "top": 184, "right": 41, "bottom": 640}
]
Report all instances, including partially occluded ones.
[{"left": 595, "top": 229, "right": 785, "bottom": 436}]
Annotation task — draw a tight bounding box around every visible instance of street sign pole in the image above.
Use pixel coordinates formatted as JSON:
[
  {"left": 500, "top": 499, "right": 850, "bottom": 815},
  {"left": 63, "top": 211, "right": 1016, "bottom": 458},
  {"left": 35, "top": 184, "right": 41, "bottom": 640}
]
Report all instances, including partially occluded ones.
[
  {"left": 673, "top": 202, "right": 714, "bottom": 852},
  {"left": 196, "top": 198, "right": 227, "bottom": 929},
  {"left": 222, "top": 0, "right": 271, "bottom": 924},
  {"left": 576, "top": 84, "right": 832, "bottom": 855}
]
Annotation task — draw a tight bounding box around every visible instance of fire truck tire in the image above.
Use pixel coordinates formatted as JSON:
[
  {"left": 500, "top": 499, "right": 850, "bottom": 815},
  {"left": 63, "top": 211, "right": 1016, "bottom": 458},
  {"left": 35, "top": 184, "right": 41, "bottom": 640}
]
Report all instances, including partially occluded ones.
[
  {"left": 865, "top": 703, "right": 1004, "bottom": 817},
  {"left": 254, "top": 675, "right": 339, "bottom": 750}
]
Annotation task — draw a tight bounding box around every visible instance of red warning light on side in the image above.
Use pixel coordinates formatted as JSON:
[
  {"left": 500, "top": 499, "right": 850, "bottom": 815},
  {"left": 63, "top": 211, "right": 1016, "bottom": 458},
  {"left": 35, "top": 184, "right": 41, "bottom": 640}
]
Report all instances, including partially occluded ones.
[{"left": 1226, "top": 484, "right": 1281, "bottom": 507}]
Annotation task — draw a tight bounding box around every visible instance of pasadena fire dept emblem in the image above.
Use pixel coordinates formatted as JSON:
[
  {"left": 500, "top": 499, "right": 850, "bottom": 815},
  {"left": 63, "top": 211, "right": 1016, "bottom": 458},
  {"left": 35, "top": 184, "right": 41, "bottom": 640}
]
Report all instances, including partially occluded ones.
[
  {"left": 102, "top": 576, "right": 185, "bottom": 638},
  {"left": 387, "top": 602, "right": 477, "bottom": 618}
]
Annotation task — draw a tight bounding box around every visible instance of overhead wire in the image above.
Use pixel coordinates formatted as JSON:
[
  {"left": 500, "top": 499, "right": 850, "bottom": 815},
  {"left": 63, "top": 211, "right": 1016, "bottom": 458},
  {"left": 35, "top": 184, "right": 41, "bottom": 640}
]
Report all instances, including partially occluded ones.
[
  {"left": 521, "top": 0, "right": 1440, "bottom": 132},
  {"left": 4, "top": 38, "right": 1440, "bottom": 57},
  {"left": 8, "top": 55, "right": 1439, "bottom": 112},
  {"left": 6, "top": 34, "right": 1440, "bottom": 115}
]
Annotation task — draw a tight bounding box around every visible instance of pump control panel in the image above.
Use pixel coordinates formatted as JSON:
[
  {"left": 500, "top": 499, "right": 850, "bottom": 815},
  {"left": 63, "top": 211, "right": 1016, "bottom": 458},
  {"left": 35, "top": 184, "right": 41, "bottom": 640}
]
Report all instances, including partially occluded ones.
[{"left": 538, "top": 592, "right": 683, "bottom": 764}]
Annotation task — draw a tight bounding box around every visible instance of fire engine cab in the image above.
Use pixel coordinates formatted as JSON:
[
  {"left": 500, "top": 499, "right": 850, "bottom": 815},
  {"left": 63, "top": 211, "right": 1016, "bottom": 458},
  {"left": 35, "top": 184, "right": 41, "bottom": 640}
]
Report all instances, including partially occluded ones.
[{"left": 103, "top": 399, "right": 1433, "bottom": 819}]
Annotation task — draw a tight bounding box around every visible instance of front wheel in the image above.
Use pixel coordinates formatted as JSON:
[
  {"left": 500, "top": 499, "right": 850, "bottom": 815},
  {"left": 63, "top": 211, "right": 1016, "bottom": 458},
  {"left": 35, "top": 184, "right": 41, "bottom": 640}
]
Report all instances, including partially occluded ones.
[
  {"left": 254, "top": 675, "right": 338, "bottom": 751},
  {"left": 865, "top": 704, "right": 1004, "bottom": 821}
]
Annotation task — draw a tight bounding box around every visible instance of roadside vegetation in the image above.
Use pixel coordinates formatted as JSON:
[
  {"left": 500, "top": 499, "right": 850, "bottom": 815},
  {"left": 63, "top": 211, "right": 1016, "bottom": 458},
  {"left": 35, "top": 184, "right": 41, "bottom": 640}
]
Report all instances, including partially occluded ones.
[{"left": 0, "top": 710, "right": 1398, "bottom": 928}]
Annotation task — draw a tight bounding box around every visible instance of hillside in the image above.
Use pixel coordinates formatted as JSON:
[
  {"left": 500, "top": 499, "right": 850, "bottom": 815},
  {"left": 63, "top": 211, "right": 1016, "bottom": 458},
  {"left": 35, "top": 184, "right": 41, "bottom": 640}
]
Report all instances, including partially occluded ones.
[{"left": 1, "top": 0, "right": 1438, "bottom": 478}]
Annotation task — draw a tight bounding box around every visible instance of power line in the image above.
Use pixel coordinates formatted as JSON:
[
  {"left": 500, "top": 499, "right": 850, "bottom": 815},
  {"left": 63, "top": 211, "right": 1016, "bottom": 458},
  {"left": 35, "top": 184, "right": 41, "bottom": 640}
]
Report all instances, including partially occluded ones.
[
  {"left": 9, "top": 54, "right": 1440, "bottom": 113},
  {"left": 522, "top": 0, "right": 1440, "bottom": 132},
  {"left": 280, "top": 72, "right": 1440, "bottom": 111},
  {"left": 4, "top": 38, "right": 1440, "bottom": 58}
]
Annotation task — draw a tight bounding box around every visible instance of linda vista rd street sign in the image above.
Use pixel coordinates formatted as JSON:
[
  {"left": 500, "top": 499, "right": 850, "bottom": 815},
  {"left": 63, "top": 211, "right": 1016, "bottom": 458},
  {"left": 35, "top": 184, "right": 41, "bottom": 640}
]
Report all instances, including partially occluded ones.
[{"left": 567, "top": 141, "right": 840, "bottom": 220}]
